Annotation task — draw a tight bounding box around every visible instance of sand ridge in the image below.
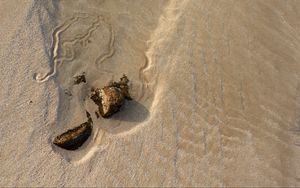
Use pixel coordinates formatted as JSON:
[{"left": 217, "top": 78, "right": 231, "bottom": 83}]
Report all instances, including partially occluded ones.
[{"left": 35, "top": 13, "right": 115, "bottom": 83}]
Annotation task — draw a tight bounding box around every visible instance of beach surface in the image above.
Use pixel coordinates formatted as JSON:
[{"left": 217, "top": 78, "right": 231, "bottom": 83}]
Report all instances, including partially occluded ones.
[{"left": 1, "top": 0, "right": 300, "bottom": 186}]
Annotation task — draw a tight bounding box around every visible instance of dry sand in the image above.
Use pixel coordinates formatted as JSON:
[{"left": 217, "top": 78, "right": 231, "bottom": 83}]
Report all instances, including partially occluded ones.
[{"left": 1, "top": 0, "right": 300, "bottom": 186}]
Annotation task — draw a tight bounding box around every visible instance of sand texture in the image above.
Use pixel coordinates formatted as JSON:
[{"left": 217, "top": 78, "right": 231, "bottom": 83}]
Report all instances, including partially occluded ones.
[{"left": 1, "top": 0, "right": 300, "bottom": 186}]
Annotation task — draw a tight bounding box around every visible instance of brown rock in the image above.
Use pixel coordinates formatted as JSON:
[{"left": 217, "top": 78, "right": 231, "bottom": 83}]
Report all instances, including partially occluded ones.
[
  {"left": 90, "top": 75, "right": 132, "bottom": 118},
  {"left": 53, "top": 111, "right": 92, "bottom": 150}
]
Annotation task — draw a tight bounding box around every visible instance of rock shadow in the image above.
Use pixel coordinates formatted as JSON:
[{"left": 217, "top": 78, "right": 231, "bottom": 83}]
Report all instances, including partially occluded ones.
[
  {"left": 111, "top": 100, "right": 149, "bottom": 122},
  {"left": 98, "top": 100, "right": 149, "bottom": 135}
]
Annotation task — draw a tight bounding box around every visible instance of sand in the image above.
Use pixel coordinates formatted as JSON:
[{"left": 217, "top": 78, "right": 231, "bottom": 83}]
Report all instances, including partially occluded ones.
[{"left": 1, "top": 0, "right": 300, "bottom": 186}]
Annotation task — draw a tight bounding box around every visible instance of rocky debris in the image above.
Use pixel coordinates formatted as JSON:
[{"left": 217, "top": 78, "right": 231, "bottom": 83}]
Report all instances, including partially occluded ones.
[
  {"left": 109, "top": 75, "right": 132, "bottom": 100},
  {"left": 53, "top": 111, "right": 92, "bottom": 150},
  {"left": 64, "top": 89, "right": 72, "bottom": 97},
  {"left": 95, "top": 111, "right": 100, "bottom": 119},
  {"left": 74, "top": 73, "right": 86, "bottom": 85},
  {"left": 91, "top": 75, "right": 132, "bottom": 118}
]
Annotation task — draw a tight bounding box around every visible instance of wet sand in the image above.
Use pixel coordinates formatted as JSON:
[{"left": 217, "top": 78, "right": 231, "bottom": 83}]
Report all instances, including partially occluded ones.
[{"left": 1, "top": 0, "right": 300, "bottom": 186}]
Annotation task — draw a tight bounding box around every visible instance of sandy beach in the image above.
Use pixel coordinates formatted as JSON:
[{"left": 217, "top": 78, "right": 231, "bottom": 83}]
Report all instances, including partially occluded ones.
[{"left": 1, "top": 0, "right": 300, "bottom": 186}]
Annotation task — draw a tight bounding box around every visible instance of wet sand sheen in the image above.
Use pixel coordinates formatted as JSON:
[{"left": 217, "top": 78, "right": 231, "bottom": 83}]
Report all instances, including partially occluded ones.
[{"left": 1, "top": 0, "right": 300, "bottom": 187}]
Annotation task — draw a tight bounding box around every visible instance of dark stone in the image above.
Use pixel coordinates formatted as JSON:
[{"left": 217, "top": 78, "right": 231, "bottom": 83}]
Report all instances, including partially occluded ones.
[
  {"left": 95, "top": 111, "right": 100, "bottom": 119},
  {"left": 53, "top": 111, "right": 92, "bottom": 150},
  {"left": 74, "top": 74, "right": 86, "bottom": 85}
]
